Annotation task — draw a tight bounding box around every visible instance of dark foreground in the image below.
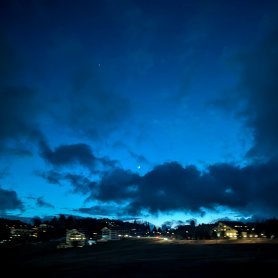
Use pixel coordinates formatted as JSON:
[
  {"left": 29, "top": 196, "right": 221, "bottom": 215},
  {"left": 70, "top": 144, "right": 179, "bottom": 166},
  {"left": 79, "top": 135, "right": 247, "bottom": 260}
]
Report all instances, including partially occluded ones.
[{"left": 1, "top": 238, "right": 278, "bottom": 277}]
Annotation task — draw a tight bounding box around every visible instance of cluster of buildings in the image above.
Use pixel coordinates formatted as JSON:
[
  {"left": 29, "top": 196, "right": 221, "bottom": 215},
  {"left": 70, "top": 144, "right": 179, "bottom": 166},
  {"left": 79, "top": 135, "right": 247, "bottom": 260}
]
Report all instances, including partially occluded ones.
[
  {"left": 57, "top": 225, "right": 147, "bottom": 248},
  {"left": 57, "top": 220, "right": 268, "bottom": 248},
  {"left": 211, "top": 221, "right": 266, "bottom": 239},
  {"left": 2, "top": 222, "right": 54, "bottom": 243},
  {"left": 1, "top": 218, "right": 275, "bottom": 247}
]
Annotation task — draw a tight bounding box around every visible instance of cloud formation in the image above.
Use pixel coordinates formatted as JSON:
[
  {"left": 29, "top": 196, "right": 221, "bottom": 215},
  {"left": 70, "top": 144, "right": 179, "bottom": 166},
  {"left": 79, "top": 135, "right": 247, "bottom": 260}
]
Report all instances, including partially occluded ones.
[
  {"left": 39, "top": 140, "right": 117, "bottom": 170},
  {"left": 76, "top": 204, "right": 128, "bottom": 217},
  {"left": 238, "top": 27, "right": 278, "bottom": 159},
  {"left": 92, "top": 169, "right": 141, "bottom": 202},
  {"left": 40, "top": 141, "right": 97, "bottom": 168},
  {"left": 0, "top": 187, "right": 23, "bottom": 213},
  {"left": 0, "top": 34, "right": 47, "bottom": 156},
  {"left": 65, "top": 173, "right": 97, "bottom": 195},
  {"left": 0, "top": 40, "right": 42, "bottom": 154},
  {"left": 73, "top": 160, "right": 278, "bottom": 218},
  {"left": 36, "top": 197, "right": 54, "bottom": 209},
  {"left": 212, "top": 24, "right": 278, "bottom": 162},
  {"left": 37, "top": 170, "right": 97, "bottom": 195},
  {"left": 2, "top": 0, "right": 278, "bottom": 223},
  {"left": 37, "top": 170, "right": 63, "bottom": 185},
  {"left": 67, "top": 68, "right": 131, "bottom": 139}
]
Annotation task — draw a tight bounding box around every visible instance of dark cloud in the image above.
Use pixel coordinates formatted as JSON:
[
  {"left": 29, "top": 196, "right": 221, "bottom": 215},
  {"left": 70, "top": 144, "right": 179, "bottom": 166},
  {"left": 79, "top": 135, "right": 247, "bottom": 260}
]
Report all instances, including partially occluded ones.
[
  {"left": 36, "top": 170, "right": 63, "bottom": 185},
  {"left": 213, "top": 25, "right": 278, "bottom": 161},
  {"left": 90, "top": 169, "right": 141, "bottom": 202},
  {"left": 237, "top": 27, "right": 278, "bottom": 159},
  {"left": 67, "top": 66, "right": 131, "bottom": 139},
  {"left": 39, "top": 141, "right": 97, "bottom": 168},
  {"left": 0, "top": 39, "right": 43, "bottom": 155},
  {"left": 39, "top": 140, "right": 117, "bottom": 170},
  {"left": 78, "top": 160, "right": 278, "bottom": 218},
  {"left": 39, "top": 158, "right": 278, "bottom": 219},
  {"left": 0, "top": 85, "right": 42, "bottom": 154},
  {"left": 129, "top": 163, "right": 205, "bottom": 215},
  {"left": 36, "top": 197, "right": 54, "bottom": 209},
  {"left": 1, "top": 4, "right": 131, "bottom": 147},
  {"left": 43, "top": 47, "right": 131, "bottom": 140},
  {"left": 76, "top": 204, "right": 127, "bottom": 217},
  {"left": 37, "top": 170, "right": 97, "bottom": 195},
  {"left": 64, "top": 174, "right": 97, "bottom": 195},
  {"left": 0, "top": 187, "right": 23, "bottom": 212}
]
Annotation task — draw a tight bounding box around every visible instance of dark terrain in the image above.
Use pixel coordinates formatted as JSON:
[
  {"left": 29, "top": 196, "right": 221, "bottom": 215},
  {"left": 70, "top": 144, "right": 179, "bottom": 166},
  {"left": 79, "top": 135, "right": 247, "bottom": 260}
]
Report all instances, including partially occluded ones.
[{"left": 1, "top": 238, "right": 278, "bottom": 277}]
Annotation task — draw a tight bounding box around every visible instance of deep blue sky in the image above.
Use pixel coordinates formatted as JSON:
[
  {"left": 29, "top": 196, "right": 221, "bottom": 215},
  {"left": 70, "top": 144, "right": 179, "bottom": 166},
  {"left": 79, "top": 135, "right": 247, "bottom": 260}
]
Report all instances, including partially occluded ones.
[{"left": 1, "top": 0, "right": 278, "bottom": 226}]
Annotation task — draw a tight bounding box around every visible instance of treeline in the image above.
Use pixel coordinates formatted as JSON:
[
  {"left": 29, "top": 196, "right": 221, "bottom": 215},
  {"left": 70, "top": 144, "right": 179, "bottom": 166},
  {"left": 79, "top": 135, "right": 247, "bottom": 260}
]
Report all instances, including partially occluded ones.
[
  {"left": 1, "top": 216, "right": 278, "bottom": 242},
  {"left": 33, "top": 215, "right": 150, "bottom": 238},
  {"left": 0, "top": 218, "right": 32, "bottom": 240},
  {"left": 174, "top": 218, "right": 278, "bottom": 240},
  {"left": 0, "top": 215, "right": 151, "bottom": 242}
]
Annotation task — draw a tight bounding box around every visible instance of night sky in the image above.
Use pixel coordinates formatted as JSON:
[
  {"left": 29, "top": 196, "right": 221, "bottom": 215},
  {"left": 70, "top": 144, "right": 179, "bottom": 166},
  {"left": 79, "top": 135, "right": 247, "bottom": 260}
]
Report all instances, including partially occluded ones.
[{"left": 1, "top": 0, "right": 278, "bottom": 226}]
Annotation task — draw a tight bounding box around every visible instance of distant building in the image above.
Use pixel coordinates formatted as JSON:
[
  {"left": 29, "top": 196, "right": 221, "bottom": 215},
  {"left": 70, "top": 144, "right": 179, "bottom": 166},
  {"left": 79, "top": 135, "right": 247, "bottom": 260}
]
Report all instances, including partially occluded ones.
[
  {"left": 32, "top": 223, "right": 54, "bottom": 239},
  {"left": 101, "top": 227, "right": 126, "bottom": 240},
  {"left": 10, "top": 227, "right": 33, "bottom": 240},
  {"left": 66, "top": 229, "right": 86, "bottom": 247},
  {"left": 211, "top": 222, "right": 239, "bottom": 239},
  {"left": 211, "top": 221, "right": 263, "bottom": 239}
]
